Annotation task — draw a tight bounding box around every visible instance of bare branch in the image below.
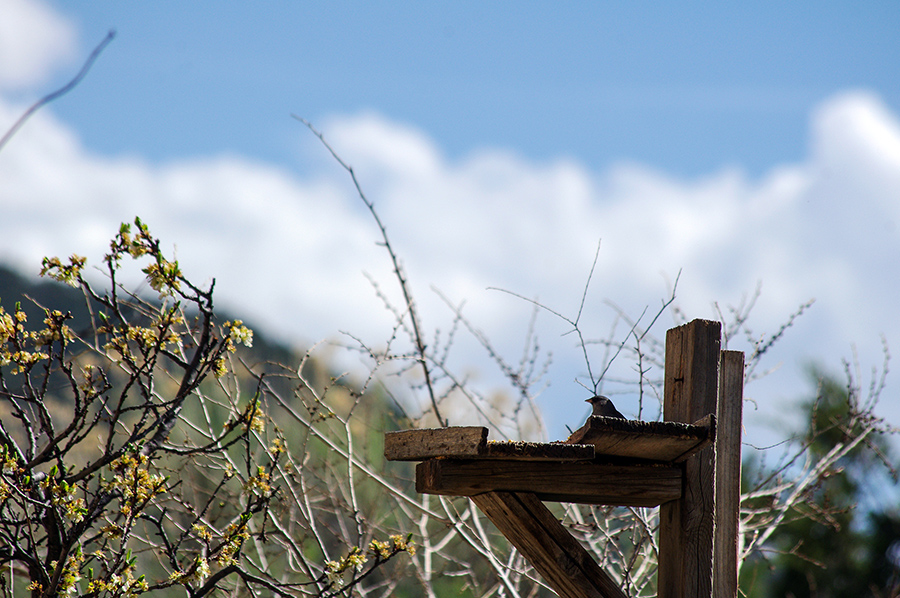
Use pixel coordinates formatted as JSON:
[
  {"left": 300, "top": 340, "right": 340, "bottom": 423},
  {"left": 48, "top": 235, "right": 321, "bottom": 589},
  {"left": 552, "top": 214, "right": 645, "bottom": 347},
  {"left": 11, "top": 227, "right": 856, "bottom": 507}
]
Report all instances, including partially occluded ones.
[
  {"left": 0, "top": 30, "right": 116, "bottom": 153},
  {"left": 293, "top": 115, "right": 446, "bottom": 427}
]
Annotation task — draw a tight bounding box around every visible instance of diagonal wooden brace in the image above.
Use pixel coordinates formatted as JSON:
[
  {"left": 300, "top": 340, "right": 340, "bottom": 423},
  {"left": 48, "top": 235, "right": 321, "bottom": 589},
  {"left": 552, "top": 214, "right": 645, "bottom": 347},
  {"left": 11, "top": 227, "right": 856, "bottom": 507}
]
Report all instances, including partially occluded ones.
[{"left": 471, "top": 491, "right": 627, "bottom": 598}]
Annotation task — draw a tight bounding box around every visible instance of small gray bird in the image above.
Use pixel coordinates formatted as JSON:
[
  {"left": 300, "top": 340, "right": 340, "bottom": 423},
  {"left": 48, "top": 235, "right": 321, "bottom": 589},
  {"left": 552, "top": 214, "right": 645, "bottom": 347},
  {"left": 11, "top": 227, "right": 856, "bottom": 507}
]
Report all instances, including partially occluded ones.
[{"left": 586, "top": 395, "right": 625, "bottom": 419}]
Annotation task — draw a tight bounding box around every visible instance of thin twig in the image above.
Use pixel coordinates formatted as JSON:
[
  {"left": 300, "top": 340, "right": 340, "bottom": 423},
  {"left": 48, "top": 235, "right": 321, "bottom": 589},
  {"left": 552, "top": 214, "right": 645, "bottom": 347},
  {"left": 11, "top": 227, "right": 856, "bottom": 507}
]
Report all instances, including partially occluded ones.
[
  {"left": 489, "top": 239, "right": 616, "bottom": 393},
  {"left": 0, "top": 30, "right": 116, "bottom": 153},
  {"left": 293, "top": 115, "right": 446, "bottom": 427}
]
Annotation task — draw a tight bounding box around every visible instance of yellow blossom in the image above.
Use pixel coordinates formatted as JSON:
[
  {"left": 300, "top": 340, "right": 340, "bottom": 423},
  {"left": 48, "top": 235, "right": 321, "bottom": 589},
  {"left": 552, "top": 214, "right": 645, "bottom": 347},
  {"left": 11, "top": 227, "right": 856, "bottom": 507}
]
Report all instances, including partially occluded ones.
[
  {"left": 192, "top": 523, "right": 212, "bottom": 541},
  {"left": 40, "top": 254, "right": 86, "bottom": 287},
  {"left": 226, "top": 320, "right": 253, "bottom": 348},
  {"left": 269, "top": 437, "right": 286, "bottom": 456},
  {"left": 213, "top": 357, "right": 227, "bottom": 378},
  {"left": 324, "top": 560, "right": 343, "bottom": 585}
]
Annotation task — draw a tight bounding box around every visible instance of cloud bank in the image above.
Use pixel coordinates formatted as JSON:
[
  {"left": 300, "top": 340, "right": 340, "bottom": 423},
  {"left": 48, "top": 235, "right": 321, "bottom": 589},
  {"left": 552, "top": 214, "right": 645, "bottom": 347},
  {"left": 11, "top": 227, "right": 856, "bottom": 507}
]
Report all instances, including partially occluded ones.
[
  {"left": 1, "top": 3, "right": 899, "bottom": 441},
  {"left": 0, "top": 0, "right": 75, "bottom": 90}
]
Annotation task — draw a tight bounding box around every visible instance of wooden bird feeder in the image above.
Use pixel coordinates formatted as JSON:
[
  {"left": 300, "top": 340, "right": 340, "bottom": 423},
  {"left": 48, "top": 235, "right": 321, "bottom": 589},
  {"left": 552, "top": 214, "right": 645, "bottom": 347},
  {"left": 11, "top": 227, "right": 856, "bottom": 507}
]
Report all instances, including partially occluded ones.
[{"left": 384, "top": 319, "right": 744, "bottom": 598}]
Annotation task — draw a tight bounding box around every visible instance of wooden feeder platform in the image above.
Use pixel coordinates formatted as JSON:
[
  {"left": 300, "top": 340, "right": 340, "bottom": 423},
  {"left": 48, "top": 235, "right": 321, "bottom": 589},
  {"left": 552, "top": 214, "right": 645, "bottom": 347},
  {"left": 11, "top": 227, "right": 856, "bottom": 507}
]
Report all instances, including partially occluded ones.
[
  {"left": 383, "top": 319, "right": 745, "bottom": 598},
  {"left": 385, "top": 415, "right": 715, "bottom": 508}
]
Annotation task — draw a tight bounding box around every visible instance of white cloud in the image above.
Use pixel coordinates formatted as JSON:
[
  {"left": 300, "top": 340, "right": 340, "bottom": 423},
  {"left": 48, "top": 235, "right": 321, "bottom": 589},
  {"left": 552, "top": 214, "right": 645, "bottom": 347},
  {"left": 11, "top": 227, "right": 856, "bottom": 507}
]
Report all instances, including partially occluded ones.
[
  {"left": 2, "top": 90, "right": 900, "bottom": 442},
  {"left": 0, "top": 0, "right": 75, "bottom": 90}
]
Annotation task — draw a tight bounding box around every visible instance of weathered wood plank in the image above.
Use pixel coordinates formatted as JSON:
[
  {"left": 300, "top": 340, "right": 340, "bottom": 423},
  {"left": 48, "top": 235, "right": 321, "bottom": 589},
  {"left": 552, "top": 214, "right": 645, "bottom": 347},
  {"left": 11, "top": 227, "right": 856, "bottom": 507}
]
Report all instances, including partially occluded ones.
[
  {"left": 388, "top": 419, "right": 714, "bottom": 464},
  {"left": 384, "top": 428, "right": 596, "bottom": 461},
  {"left": 472, "top": 491, "right": 627, "bottom": 598},
  {"left": 484, "top": 440, "right": 595, "bottom": 461},
  {"left": 384, "top": 427, "right": 487, "bottom": 461},
  {"left": 416, "top": 459, "right": 682, "bottom": 507},
  {"left": 715, "top": 350, "right": 744, "bottom": 598},
  {"left": 659, "top": 319, "right": 720, "bottom": 598},
  {"left": 565, "top": 415, "right": 715, "bottom": 462}
]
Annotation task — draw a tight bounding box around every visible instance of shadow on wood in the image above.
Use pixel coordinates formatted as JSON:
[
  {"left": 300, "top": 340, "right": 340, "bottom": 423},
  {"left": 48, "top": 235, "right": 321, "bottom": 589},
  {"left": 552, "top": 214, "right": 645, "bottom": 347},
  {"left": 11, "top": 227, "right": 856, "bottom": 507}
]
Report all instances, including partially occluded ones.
[{"left": 417, "top": 458, "right": 681, "bottom": 507}]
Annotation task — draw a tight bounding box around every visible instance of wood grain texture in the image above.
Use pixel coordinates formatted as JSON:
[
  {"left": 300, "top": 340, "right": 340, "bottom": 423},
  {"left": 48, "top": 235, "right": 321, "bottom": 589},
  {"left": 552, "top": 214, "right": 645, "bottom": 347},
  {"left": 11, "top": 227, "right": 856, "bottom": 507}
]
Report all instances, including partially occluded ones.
[
  {"left": 384, "top": 427, "right": 487, "bottom": 461},
  {"left": 715, "top": 350, "right": 744, "bottom": 598},
  {"left": 658, "top": 319, "right": 721, "bottom": 598},
  {"left": 416, "top": 459, "right": 681, "bottom": 507},
  {"left": 483, "top": 440, "right": 595, "bottom": 461},
  {"left": 472, "top": 491, "right": 627, "bottom": 598},
  {"left": 384, "top": 428, "right": 595, "bottom": 461},
  {"left": 565, "top": 416, "right": 715, "bottom": 463}
]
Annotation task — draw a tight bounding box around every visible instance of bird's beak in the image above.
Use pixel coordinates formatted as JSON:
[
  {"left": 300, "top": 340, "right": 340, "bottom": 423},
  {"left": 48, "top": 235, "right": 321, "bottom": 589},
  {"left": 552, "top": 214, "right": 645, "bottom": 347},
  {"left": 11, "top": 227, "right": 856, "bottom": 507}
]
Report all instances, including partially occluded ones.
[{"left": 584, "top": 398, "right": 592, "bottom": 403}]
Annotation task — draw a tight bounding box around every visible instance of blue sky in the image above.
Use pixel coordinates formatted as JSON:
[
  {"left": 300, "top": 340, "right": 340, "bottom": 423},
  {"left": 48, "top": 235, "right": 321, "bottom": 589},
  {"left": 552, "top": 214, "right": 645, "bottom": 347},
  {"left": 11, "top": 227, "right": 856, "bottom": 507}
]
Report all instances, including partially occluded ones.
[
  {"left": 42, "top": 1, "right": 900, "bottom": 176},
  {"left": 2, "top": 1, "right": 900, "bottom": 443}
]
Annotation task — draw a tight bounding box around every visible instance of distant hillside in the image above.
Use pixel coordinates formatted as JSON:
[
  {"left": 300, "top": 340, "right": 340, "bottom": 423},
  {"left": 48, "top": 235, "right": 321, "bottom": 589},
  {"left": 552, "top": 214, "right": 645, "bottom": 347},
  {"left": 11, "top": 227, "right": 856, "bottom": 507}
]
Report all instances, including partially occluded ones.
[
  {"left": 0, "top": 263, "right": 297, "bottom": 370},
  {"left": 0, "top": 264, "right": 91, "bottom": 328}
]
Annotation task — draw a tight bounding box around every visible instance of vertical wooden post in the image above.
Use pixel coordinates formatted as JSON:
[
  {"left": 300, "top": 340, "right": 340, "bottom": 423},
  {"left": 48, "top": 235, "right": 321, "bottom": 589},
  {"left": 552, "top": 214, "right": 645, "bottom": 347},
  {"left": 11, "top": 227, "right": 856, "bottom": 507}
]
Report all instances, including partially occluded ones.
[
  {"left": 714, "top": 350, "right": 744, "bottom": 598},
  {"left": 658, "top": 319, "right": 721, "bottom": 598}
]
